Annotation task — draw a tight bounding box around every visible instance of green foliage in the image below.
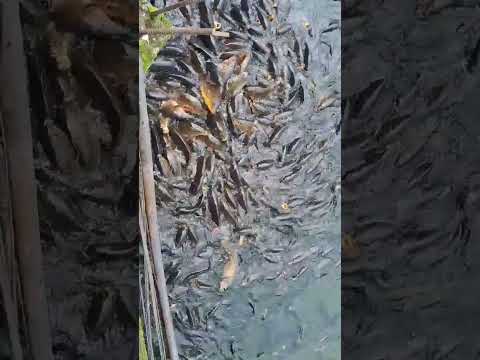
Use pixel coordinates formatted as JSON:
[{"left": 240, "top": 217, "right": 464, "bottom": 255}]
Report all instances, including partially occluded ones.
[{"left": 139, "top": 2, "right": 172, "bottom": 72}]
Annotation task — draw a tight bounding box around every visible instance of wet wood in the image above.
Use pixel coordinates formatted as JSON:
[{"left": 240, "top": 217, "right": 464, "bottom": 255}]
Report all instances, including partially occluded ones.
[{"left": 141, "top": 26, "right": 230, "bottom": 38}]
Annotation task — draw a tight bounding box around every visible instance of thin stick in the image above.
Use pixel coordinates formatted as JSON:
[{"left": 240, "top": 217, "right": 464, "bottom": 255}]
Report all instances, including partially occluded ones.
[
  {"left": 139, "top": 178, "right": 166, "bottom": 360},
  {"left": 1, "top": 1, "right": 53, "bottom": 359},
  {"left": 151, "top": 0, "right": 203, "bottom": 15},
  {"left": 139, "top": 60, "right": 180, "bottom": 360},
  {"left": 141, "top": 26, "right": 230, "bottom": 38}
]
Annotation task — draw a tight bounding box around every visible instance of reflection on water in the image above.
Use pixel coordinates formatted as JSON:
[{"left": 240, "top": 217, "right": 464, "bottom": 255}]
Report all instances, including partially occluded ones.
[{"left": 151, "top": 0, "right": 341, "bottom": 358}]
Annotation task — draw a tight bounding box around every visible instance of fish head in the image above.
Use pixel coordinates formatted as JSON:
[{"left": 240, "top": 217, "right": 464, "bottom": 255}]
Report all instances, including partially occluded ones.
[{"left": 219, "top": 278, "right": 230, "bottom": 292}]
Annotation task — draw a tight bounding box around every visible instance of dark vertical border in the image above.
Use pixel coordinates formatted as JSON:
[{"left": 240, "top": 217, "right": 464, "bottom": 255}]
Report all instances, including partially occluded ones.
[
  {"left": 1, "top": 1, "right": 140, "bottom": 358},
  {"left": 342, "top": 1, "right": 480, "bottom": 358}
]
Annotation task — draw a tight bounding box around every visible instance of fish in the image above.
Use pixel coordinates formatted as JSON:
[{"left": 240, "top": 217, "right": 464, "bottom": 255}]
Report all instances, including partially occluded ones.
[
  {"left": 190, "top": 41, "right": 216, "bottom": 61},
  {"left": 206, "top": 112, "right": 228, "bottom": 142},
  {"left": 160, "top": 99, "right": 195, "bottom": 120},
  {"left": 158, "top": 46, "right": 185, "bottom": 59},
  {"left": 189, "top": 47, "right": 206, "bottom": 75},
  {"left": 217, "top": 55, "right": 239, "bottom": 82},
  {"left": 158, "top": 155, "right": 173, "bottom": 177},
  {"left": 266, "top": 124, "right": 287, "bottom": 146},
  {"left": 200, "top": 78, "right": 222, "bottom": 113},
  {"left": 229, "top": 162, "right": 242, "bottom": 187},
  {"left": 238, "top": 51, "right": 251, "bottom": 73},
  {"left": 183, "top": 260, "right": 212, "bottom": 284},
  {"left": 219, "top": 199, "right": 237, "bottom": 226},
  {"left": 255, "top": 5, "right": 269, "bottom": 30},
  {"left": 170, "top": 128, "right": 192, "bottom": 164},
  {"left": 230, "top": 4, "right": 247, "bottom": 28},
  {"left": 174, "top": 92, "right": 207, "bottom": 117},
  {"left": 258, "top": 0, "right": 273, "bottom": 14},
  {"left": 316, "top": 95, "right": 336, "bottom": 112},
  {"left": 167, "top": 73, "right": 198, "bottom": 88},
  {"left": 229, "top": 30, "right": 249, "bottom": 41},
  {"left": 176, "top": 193, "right": 204, "bottom": 215},
  {"left": 176, "top": 59, "right": 196, "bottom": 77},
  {"left": 240, "top": 0, "right": 250, "bottom": 17},
  {"left": 224, "top": 186, "right": 237, "bottom": 209},
  {"left": 247, "top": 24, "right": 264, "bottom": 37},
  {"left": 245, "top": 84, "right": 275, "bottom": 99},
  {"left": 207, "top": 188, "right": 220, "bottom": 225},
  {"left": 235, "top": 188, "right": 248, "bottom": 211},
  {"left": 219, "top": 50, "right": 244, "bottom": 61},
  {"left": 266, "top": 42, "right": 277, "bottom": 59},
  {"left": 277, "top": 23, "right": 292, "bottom": 36},
  {"left": 177, "top": 0, "right": 192, "bottom": 24},
  {"left": 267, "top": 57, "right": 277, "bottom": 78},
  {"left": 223, "top": 41, "right": 247, "bottom": 52},
  {"left": 284, "top": 82, "right": 305, "bottom": 108},
  {"left": 219, "top": 239, "right": 239, "bottom": 291},
  {"left": 252, "top": 39, "right": 269, "bottom": 56},
  {"left": 174, "top": 225, "right": 188, "bottom": 248},
  {"left": 256, "top": 159, "right": 275, "bottom": 170},
  {"left": 286, "top": 137, "right": 302, "bottom": 154},
  {"left": 225, "top": 72, "right": 248, "bottom": 99},
  {"left": 233, "top": 118, "right": 257, "bottom": 140},
  {"left": 198, "top": 1, "right": 212, "bottom": 27},
  {"left": 213, "top": 0, "right": 229, "bottom": 12},
  {"left": 166, "top": 148, "right": 186, "bottom": 175},
  {"left": 287, "top": 63, "right": 296, "bottom": 87},
  {"left": 303, "top": 42, "right": 310, "bottom": 70},
  {"left": 205, "top": 60, "right": 222, "bottom": 85},
  {"left": 293, "top": 36, "right": 301, "bottom": 63},
  {"left": 149, "top": 60, "right": 179, "bottom": 75}
]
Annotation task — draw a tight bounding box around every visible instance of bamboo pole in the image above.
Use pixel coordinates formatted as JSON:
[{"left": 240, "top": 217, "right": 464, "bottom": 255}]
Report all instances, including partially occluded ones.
[
  {"left": 140, "top": 26, "right": 230, "bottom": 38},
  {"left": 139, "top": 60, "right": 180, "bottom": 360},
  {"left": 139, "top": 174, "right": 167, "bottom": 359},
  {"left": 1, "top": 1, "right": 53, "bottom": 359}
]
